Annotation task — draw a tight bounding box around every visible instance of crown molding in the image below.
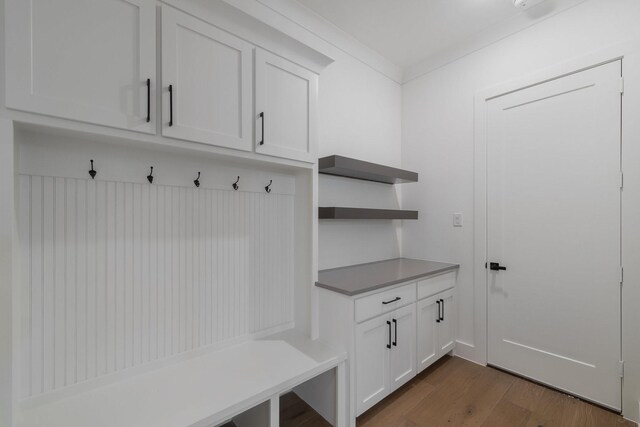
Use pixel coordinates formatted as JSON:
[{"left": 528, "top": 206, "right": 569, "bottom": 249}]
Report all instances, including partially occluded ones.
[{"left": 403, "top": 0, "right": 587, "bottom": 83}]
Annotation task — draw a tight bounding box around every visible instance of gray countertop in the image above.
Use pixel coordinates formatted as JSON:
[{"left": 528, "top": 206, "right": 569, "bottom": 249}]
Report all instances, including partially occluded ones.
[{"left": 316, "top": 258, "right": 459, "bottom": 296}]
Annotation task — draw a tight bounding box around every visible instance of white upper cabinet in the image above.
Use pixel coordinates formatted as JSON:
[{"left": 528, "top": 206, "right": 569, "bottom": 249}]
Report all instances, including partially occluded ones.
[
  {"left": 161, "top": 8, "right": 254, "bottom": 151},
  {"left": 255, "top": 49, "right": 318, "bottom": 163},
  {"left": 5, "top": 0, "right": 156, "bottom": 133}
]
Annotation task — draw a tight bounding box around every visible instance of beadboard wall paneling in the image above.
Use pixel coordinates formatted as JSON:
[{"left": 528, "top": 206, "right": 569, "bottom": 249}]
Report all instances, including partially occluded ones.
[{"left": 18, "top": 175, "right": 294, "bottom": 398}]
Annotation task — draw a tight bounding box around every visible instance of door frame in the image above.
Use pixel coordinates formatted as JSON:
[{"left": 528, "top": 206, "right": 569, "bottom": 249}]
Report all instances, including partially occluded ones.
[{"left": 472, "top": 42, "right": 640, "bottom": 416}]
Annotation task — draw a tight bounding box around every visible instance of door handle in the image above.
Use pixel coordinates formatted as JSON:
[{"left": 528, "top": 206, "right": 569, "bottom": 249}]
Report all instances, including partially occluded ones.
[
  {"left": 436, "top": 300, "right": 441, "bottom": 323},
  {"left": 392, "top": 319, "right": 397, "bottom": 347},
  {"left": 489, "top": 262, "right": 507, "bottom": 271},
  {"left": 168, "top": 84, "right": 174, "bottom": 127},
  {"left": 440, "top": 299, "right": 445, "bottom": 321},
  {"left": 382, "top": 297, "right": 401, "bottom": 305},
  {"left": 259, "top": 112, "right": 264, "bottom": 145},
  {"left": 386, "top": 321, "right": 391, "bottom": 349},
  {"left": 146, "top": 78, "right": 151, "bottom": 123}
]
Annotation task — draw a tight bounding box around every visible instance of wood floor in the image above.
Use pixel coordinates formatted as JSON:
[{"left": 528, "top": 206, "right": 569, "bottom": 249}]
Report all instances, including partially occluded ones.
[
  {"left": 356, "top": 356, "right": 634, "bottom": 427},
  {"left": 224, "top": 356, "right": 635, "bottom": 426}
]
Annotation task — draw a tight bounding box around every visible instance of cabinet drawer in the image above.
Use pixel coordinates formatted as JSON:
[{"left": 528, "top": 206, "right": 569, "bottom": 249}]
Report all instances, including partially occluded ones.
[
  {"left": 417, "top": 271, "right": 456, "bottom": 300},
  {"left": 355, "top": 283, "right": 416, "bottom": 323}
]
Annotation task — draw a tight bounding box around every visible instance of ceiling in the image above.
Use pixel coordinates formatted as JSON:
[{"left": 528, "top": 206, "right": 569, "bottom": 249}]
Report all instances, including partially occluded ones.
[{"left": 295, "top": 0, "right": 570, "bottom": 69}]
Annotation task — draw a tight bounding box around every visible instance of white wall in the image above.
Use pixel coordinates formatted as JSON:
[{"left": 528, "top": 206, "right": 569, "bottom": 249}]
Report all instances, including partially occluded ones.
[
  {"left": 317, "top": 52, "right": 403, "bottom": 270},
  {"left": 401, "top": 0, "right": 640, "bottom": 421},
  {"left": 239, "top": 0, "right": 405, "bottom": 270}
]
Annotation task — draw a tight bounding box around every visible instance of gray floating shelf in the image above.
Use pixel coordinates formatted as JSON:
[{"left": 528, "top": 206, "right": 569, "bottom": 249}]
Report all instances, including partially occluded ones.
[
  {"left": 318, "top": 155, "right": 418, "bottom": 184},
  {"left": 319, "top": 207, "right": 419, "bottom": 220}
]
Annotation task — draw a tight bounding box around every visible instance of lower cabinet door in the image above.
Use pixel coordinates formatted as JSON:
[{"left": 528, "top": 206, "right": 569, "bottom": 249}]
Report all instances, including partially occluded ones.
[
  {"left": 438, "top": 289, "right": 456, "bottom": 355},
  {"left": 355, "top": 314, "right": 390, "bottom": 416},
  {"left": 417, "top": 295, "right": 440, "bottom": 373},
  {"left": 389, "top": 304, "right": 417, "bottom": 392}
]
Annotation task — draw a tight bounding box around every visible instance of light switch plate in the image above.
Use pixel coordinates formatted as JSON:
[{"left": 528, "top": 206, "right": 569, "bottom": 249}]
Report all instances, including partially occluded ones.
[{"left": 453, "top": 213, "right": 463, "bottom": 227}]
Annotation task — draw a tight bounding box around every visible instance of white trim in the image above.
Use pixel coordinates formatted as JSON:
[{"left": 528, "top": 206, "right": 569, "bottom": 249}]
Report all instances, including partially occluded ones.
[
  {"left": 473, "top": 37, "right": 640, "bottom": 384},
  {"left": 224, "top": 0, "right": 404, "bottom": 83}
]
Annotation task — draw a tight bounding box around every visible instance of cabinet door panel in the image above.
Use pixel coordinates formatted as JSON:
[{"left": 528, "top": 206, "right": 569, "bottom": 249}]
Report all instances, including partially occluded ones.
[
  {"left": 389, "top": 304, "right": 416, "bottom": 392},
  {"left": 417, "top": 296, "right": 439, "bottom": 373},
  {"left": 355, "top": 315, "right": 389, "bottom": 416},
  {"left": 438, "top": 290, "right": 456, "bottom": 355},
  {"left": 162, "top": 8, "right": 253, "bottom": 150},
  {"left": 6, "top": 0, "right": 156, "bottom": 133},
  {"left": 255, "top": 49, "right": 317, "bottom": 162}
]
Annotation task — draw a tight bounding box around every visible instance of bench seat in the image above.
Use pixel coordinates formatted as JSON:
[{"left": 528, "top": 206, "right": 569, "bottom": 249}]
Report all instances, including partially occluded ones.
[{"left": 15, "top": 330, "right": 346, "bottom": 427}]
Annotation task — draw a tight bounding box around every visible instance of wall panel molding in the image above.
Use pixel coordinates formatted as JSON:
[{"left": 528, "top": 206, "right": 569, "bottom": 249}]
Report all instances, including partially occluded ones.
[{"left": 18, "top": 175, "right": 294, "bottom": 398}]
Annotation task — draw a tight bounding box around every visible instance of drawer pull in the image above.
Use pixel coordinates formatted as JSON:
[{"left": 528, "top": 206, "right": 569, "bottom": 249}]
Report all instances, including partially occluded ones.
[{"left": 382, "top": 297, "right": 401, "bottom": 305}]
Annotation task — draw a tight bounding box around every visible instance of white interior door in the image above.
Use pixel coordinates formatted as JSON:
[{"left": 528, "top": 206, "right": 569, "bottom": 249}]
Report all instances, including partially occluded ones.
[
  {"left": 486, "top": 60, "right": 622, "bottom": 410},
  {"left": 162, "top": 7, "right": 253, "bottom": 151},
  {"left": 5, "top": 0, "right": 156, "bottom": 133}
]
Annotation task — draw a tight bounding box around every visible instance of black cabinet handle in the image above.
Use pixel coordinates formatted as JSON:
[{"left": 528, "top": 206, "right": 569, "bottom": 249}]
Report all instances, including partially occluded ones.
[
  {"left": 146, "top": 79, "right": 151, "bottom": 123},
  {"left": 392, "top": 319, "right": 397, "bottom": 347},
  {"left": 436, "top": 300, "right": 441, "bottom": 323},
  {"left": 382, "top": 297, "right": 401, "bottom": 305},
  {"left": 386, "top": 321, "right": 391, "bottom": 349},
  {"left": 440, "top": 299, "right": 445, "bottom": 321},
  {"left": 169, "top": 84, "right": 174, "bottom": 127},
  {"left": 259, "top": 112, "right": 264, "bottom": 145}
]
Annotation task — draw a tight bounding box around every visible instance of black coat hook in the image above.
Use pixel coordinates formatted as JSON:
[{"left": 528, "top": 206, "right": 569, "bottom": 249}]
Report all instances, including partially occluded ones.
[
  {"left": 194, "top": 172, "right": 201, "bottom": 188},
  {"left": 89, "top": 160, "right": 97, "bottom": 180},
  {"left": 265, "top": 180, "right": 272, "bottom": 193},
  {"left": 147, "top": 166, "right": 154, "bottom": 184},
  {"left": 232, "top": 176, "right": 240, "bottom": 191}
]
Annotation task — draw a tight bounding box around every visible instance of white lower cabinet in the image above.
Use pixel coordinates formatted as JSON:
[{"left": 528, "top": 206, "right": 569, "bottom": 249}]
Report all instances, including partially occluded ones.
[
  {"left": 355, "top": 314, "right": 390, "bottom": 414},
  {"left": 417, "top": 288, "right": 455, "bottom": 373},
  {"left": 355, "top": 303, "right": 416, "bottom": 415},
  {"left": 388, "top": 304, "right": 417, "bottom": 391},
  {"left": 318, "top": 271, "right": 456, "bottom": 425}
]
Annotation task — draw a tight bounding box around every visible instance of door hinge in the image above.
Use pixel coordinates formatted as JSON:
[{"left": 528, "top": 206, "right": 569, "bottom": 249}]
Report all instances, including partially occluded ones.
[
  {"left": 621, "top": 266, "right": 624, "bottom": 285},
  {"left": 619, "top": 360, "right": 625, "bottom": 378},
  {"left": 620, "top": 172, "right": 624, "bottom": 189},
  {"left": 620, "top": 77, "right": 625, "bottom": 94}
]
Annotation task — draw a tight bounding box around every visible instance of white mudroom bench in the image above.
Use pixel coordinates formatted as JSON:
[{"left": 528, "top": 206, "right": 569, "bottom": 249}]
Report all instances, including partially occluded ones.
[{"left": 15, "top": 331, "right": 346, "bottom": 427}]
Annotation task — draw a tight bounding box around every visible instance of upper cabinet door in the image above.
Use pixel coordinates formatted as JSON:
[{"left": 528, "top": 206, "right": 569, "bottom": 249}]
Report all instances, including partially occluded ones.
[
  {"left": 255, "top": 49, "right": 318, "bottom": 163},
  {"left": 5, "top": 0, "right": 156, "bottom": 134},
  {"left": 161, "top": 8, "right": 253, "bottom": 151}
]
